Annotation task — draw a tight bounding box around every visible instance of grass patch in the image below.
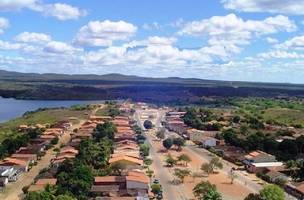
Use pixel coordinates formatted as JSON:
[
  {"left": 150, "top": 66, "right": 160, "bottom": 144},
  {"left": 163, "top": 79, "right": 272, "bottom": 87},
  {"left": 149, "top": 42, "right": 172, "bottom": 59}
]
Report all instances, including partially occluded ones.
[
  {"left": 262, "top": 108, "right": 304, "bottom": 126},
  {"left": 0, "top": 108, "right": 89, "bottom": 142}
]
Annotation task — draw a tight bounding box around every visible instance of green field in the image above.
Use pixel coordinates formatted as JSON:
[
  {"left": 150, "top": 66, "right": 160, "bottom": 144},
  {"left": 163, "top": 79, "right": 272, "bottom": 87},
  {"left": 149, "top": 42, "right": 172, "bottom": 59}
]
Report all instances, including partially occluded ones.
[{"left": 262, "top": 108, "right": 304, "bottom": 126}]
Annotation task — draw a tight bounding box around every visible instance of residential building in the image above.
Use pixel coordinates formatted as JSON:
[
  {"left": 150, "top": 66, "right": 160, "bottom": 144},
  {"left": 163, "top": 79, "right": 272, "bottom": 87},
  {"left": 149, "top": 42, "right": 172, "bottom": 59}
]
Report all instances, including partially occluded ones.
[{"left": 243, "top": 151, "right": 283, "bottom": 173}]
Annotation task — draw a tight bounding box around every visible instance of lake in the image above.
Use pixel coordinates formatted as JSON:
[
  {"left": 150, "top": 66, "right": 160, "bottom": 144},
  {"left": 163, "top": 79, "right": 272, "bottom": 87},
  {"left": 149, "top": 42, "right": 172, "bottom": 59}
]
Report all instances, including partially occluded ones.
[{"left": 0, "top": 97, "right": 102, "bottom": 123}]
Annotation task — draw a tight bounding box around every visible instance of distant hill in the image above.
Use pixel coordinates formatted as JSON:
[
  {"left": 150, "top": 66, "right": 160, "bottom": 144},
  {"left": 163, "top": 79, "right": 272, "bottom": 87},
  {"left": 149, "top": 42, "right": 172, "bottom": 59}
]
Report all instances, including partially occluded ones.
[{"left": 0, "top": 70, "right": 303, "bottom": 103}]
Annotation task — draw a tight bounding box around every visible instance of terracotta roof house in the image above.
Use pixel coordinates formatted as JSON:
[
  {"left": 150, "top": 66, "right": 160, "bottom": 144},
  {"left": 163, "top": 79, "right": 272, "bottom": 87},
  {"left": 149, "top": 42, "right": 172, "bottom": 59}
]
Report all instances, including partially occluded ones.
[
  {"left": 27, "top": 184, "right": 46, "bottom": 192},
  {"left": 109, "top": 156, "right": 143, "bottom": 168},
  {"left": 28, "top": 177, "right": 57, "bottom": 192},
  {"left": 90, "top": 116, "right": 112, "bottom": 122},
  {"left": 35, "top": 178, "right": 57, "bottom": 186},
  {"left": 114, "top": 116, "right": 129, "bottom": 121},
  {"left": 115, "top": 134, "right": 136, "bottom": 142},
  {"left": 59, "top": 146, "right": 79, "bottom": 155},
  {"left": 112, "top": 152, "right": 141, "bottom": 160},
  {"left": 40, "top": 135, "right": 57, "bottom": 140},
  {"left": 116, "top": 145, "right": 139, "bottom": 151},
  {"left": 91, "top": 171, "right": 149, "bottom": 198},
  {"left": 11, "top": 153, "right": 37, "bottom": 164},
  {"left": 112, "top": 120, "right": 129, "bottom": 127},
  {"left": 116, "top": 140, "right": 138, "bottom": 146},
  {"left": 0, "top": 158, "right": 29, "bottom": 172}
]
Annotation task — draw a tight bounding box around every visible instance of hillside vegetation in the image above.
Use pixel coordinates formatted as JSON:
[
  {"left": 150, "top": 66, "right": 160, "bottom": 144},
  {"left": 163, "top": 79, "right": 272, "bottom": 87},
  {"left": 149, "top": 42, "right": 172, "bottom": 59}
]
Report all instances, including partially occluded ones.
[{"left": 0, "top": 70, "right": 303, "bottom": 104}]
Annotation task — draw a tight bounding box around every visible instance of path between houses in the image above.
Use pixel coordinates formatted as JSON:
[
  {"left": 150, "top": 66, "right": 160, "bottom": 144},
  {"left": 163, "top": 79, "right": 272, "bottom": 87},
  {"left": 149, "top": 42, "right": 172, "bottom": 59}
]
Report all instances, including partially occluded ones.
[{"left": 0, "top": 119, "right": 85, "bottom": 200}]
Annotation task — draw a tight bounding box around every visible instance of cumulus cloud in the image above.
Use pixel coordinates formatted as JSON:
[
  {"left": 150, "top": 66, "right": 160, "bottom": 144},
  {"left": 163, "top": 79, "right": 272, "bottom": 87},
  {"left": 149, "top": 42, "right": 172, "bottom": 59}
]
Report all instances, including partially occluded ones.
[
  {"left": 0, "top": 1, "right": 86, "bottom": 21},
  {"left": 275, "top": 36, "right": 304, "bottom": 50},
  {"left": 15, "top": 32, "right": 51, "bottom": 43},
  {"left": 178, "top": 14, "right": 296, "bottom": 59},
  {"left": 0, "top": 17, "right": 9, "bottom": 34},
  {"left": 0, "top": 40, "right": 23, "bottom": 50},
  {"left": 33, "top": 3, "right": 87, "bottom": 21},
  {"left": 43, "top": 41, "right": 81, "bottom": 54},
  {"left": 179, "top": 14, "right": 296, "bottom": 37},
  {"left": 0, "top": 0, "right": 37, "bottom": 11},
  {"left": 222, "top": 0, "right": 304, "bottom": 15},
  {"left": 74, "top": 20, "right": 137, "bottom": 47}
]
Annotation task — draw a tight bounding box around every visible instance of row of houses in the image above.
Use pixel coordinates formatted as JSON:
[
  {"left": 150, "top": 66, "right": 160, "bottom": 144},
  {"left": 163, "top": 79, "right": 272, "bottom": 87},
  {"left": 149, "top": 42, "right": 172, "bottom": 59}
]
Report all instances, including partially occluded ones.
[
  {"left": 91, "top": 115, "right": 151, "bottom": 199},
  {"left": 0, "top": 122, "right": 70, "bottom": 189},
  {"left": 165, "top": 111, "right": 188, "bottom": 136}
]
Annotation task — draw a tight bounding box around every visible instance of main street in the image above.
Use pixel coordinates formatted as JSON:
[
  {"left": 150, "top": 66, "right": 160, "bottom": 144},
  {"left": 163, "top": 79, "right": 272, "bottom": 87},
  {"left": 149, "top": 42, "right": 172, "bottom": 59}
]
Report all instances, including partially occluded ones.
[{"left": 134, "top": 109, "right": 192, "bottom": 200}]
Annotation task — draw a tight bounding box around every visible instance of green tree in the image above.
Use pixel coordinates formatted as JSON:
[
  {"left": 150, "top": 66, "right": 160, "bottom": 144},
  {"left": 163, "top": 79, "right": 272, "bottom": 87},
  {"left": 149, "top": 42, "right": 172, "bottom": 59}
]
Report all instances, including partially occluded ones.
[
  {"left": 232, "top": 115, "right": 241, "bottom": 123},
  {"left": 203, "top": 188, "right": 222, "bottom": 200},
  {"left": 163, "top": 138, "right": 173, "bottom": 151},
  {"left": 55, "top": 195, "right": 77, "bottom": 200},
  {"left": 174, "top": 168, "right": 191, "bottom": 183},
  {"left": 173, "top": 138, "right": 185, "bottom": 151},
  {"left": 77, "top": 139, "right": 112, "bottom": 169},
  {"left": 178, "top": 154, "right": 191, "bottom": 166},
  {"left": 144, "top": 158, "right": 153, "bottom": 166},
  {"left": 165, "top": 153, "right": 177, "bottom": 167},
  {"left": 146, "top": 169, "right": 154, "bottom": 179},
  {"left": 193, "top": 181, "right": 222, "bottom": 200},
  {"left": 202, "top": 157, "right": 223, "bottom": 175},
  {"left": 93, "top": 122, "right": 116, "bottom": 141},
  {"left": 140, "top": 144, "right": 150, "bottom": 157},
  {"left": 259, "top": 185, "right": 285, "bottom": 200},
  {"left": 201, "top": 163, "right": 213, "bottom": 176},
  {"left": 143, "top": 120, "right": 153, "bottom": 129},
  {"left": 244, "top": 193, "right": 262, "bottom": 200},
  {"left": 56, "top": 163, "right": 94, "bottom": 200}
]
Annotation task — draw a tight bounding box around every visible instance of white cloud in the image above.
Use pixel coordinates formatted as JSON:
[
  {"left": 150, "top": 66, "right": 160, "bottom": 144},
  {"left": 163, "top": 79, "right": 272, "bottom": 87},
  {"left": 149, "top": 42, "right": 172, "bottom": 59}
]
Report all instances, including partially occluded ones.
[
  {"left": 83, "top": 40, "right": 211, "bottom": 68},
  {"left": 178, "top": 14, "right": 296, "bottom": 59},
  {"left": 0, "top": 17, "right": 9, "bottom": 34},
  {"left": 275, "top": 36, "right": 304, "bottom": 50},
  {"left": 0, "top": 0, "right": 37, "bottom": 11},
  {"left": 222, "top": 0, "right": 304, "bottom": 15},
  {"left": 258, "top": 50, "right": 304, "bottom": 59},
  {"left": 179, "top": 14, "right": 296, "bottom": 37},
  {"left": 148, "top": 36, "right": 177, "bottom": 46},
  {"left": 0, "top": 1, "right": 86, "bottom": 21},
  {"left": 34, "top": 3, "right": 87, "bottom": 21},
  {"left": 74, "top": 20, "right": 137, "bottom": 47},
  {"left": 0, "top": 40, "right": 23, "bottom": 50},
  {"left": 43, "top": 41, "right": 81, "bottom": 54},
  {"left": 15, "top": 32, "right": 51, "bottom": 43}
]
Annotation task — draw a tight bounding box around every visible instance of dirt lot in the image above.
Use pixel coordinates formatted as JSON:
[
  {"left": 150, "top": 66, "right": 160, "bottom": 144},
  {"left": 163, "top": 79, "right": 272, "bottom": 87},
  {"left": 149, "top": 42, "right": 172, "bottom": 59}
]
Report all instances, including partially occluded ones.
[{"left": 149, "top": 135, "right": 252, "bottom": 200}]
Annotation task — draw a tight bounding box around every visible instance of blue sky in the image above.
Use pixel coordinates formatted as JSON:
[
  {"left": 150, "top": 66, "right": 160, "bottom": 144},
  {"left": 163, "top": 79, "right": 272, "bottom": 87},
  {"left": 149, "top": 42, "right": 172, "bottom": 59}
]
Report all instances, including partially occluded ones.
[{"left": 1, "top": 0, "right": 304, "bottom": 83}]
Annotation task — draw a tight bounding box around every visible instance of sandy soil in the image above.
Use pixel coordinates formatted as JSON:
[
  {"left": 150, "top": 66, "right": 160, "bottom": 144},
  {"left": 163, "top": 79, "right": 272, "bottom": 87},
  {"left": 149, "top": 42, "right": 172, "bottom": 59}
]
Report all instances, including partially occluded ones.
[{"left": 150, "top": 135, "right": 252, "bottom": 200}]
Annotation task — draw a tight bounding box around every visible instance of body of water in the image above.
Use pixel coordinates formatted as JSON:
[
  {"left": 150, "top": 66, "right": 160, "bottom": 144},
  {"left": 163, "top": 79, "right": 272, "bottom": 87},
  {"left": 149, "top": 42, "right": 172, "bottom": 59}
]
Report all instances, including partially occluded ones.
[{"left": 0, "top": 97, "right": 102, "bottom": 123}]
